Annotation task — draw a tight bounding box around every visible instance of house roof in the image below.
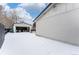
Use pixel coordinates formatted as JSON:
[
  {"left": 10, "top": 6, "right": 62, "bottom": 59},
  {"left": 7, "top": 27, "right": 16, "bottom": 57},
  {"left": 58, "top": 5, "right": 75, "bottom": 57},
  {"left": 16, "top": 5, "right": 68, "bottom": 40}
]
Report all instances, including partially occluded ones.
[
  {"left": 33, "top": 3, "right": 57, "bottom": 22},
  {"left": 14, "top": 23, "right": 32, "bottom": 26}
]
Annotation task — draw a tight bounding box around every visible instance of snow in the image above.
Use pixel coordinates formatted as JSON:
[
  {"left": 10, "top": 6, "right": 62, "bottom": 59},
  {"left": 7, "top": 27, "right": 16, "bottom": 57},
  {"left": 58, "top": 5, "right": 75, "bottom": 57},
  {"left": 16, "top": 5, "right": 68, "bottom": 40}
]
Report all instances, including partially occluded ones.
[{"left": 0, "top": 32, "right": 79, "bottom": 55}]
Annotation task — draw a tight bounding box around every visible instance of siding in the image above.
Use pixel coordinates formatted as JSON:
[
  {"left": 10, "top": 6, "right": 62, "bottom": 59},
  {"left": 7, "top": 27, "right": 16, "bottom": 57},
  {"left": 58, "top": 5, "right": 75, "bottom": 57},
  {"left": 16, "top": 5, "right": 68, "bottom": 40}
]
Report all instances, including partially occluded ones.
[{"left": 36, "top": 3, "right": 79, "bottom": 45}]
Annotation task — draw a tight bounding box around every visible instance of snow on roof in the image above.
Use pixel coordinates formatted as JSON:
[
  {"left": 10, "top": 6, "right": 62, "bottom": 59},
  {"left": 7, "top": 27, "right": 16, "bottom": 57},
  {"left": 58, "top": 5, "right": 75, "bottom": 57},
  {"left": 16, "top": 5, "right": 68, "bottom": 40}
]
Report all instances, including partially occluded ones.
[{"left": 14, "top": 23, "right": 32, "bottom": 26}]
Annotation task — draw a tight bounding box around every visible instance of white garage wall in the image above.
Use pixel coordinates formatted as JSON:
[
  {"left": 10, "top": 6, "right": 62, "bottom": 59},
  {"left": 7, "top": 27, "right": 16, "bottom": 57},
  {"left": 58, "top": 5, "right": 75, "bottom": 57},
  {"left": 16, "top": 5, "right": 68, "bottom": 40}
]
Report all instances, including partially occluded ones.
[{"left": 36, "top": 3, "right": 79, "bottom": 45}]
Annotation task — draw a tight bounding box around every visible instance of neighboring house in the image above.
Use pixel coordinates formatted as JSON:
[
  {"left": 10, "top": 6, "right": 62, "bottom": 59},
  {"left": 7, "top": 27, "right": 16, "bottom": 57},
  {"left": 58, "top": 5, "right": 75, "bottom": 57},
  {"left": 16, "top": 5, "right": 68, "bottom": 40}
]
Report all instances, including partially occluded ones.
[
  {"left": 33, "top": 3, "right": 79, "bottom": 45},
  {"left": 0, "top": 23, "right": 5, "bottom": 48},
  {"left": 13, "top": 23, "right": 32, "bottom": 33},
  {"left": 31, "top": 22, "right": 36, "bottom": 32}
]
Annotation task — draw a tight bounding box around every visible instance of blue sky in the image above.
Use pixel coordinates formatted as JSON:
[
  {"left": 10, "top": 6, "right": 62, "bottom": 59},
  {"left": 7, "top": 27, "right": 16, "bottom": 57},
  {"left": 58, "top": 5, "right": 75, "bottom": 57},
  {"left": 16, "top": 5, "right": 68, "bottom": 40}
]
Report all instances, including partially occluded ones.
[
  {"left": 7, "top": 3, "right": 20, "bottom": 8},
  {"left": 0, "top": 3, "right": 48, "bottom": 24},
  {"left": 7, "top": 3, "right": 48, "bottom": 20}
]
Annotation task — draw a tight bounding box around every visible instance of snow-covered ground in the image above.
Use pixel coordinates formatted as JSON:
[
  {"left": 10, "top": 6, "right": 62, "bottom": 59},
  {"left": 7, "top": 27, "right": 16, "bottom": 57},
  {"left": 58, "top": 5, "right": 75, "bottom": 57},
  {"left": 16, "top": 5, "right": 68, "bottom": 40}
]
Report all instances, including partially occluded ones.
[{"left": 0, "top": 32, "right": 79, "bottom": 55}]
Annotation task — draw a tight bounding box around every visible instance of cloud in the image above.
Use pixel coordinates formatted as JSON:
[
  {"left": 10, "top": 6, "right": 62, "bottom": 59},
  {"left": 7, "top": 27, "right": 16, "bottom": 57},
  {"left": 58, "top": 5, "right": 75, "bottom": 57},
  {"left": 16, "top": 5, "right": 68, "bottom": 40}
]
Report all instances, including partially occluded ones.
[
  {"left": 18, "top": 3, "right": 46, "bottom": 8},
  {"left": 4, "top": 5, "right": 10, "bottom": 11},
  {"left": 14, "top": 3, "right": 47, "bottom": 24},
  {"left": 18, "top": 3, "right": 47, "bottom": 11},
  {"left": 18, "top": 3, "right": 47, "bottom": 21},
  {"left": 0, "top": 3, "right": 7, "bottom": 6},
  {"left": 0, "top": 3, "right": 33, "bottom": 24},
  {"left": 0, "top": 3, "right": 47, "bottom": 24},
  {"left": 0, "top": 3, "right": 7, "bottom": 11},
  {"left": 0, "top": 3, "right": 10, "bottom": 13},
  {"left": 14, "top": 7, "right": 33, "bottom": 24},
  {"left": 0, "top": 4, "right": 14, "bottom": 17}
]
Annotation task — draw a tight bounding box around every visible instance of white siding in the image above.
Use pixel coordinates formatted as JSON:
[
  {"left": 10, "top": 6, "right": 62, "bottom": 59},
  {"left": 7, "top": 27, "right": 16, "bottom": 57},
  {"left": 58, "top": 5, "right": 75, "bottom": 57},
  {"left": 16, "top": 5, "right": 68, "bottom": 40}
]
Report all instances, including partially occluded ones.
[
  {"left": 13, "top": 24, "right": 32, "bottom": 33},
  {"left": 36, "top": 3, "right": 79, "bottom": 45}
]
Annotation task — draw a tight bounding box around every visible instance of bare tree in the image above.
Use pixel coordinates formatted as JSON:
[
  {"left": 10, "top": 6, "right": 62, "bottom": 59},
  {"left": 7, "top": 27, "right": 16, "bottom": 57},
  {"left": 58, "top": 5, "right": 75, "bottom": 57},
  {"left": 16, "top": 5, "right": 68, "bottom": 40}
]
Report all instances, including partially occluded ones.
[
  {"left": 0, "top": 5, "right": 15, "bottom": 29},
  {"left": 9, "top": 9, "right": 19, "bottom": 23}
]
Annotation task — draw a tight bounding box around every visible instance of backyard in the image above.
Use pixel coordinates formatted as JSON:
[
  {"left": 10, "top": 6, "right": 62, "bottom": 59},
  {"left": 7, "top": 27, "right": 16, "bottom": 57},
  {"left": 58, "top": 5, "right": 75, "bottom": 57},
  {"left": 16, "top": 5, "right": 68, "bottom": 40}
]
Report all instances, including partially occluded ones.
[{"left": 0, "top": 32, "right": 79, "bottom": 55}]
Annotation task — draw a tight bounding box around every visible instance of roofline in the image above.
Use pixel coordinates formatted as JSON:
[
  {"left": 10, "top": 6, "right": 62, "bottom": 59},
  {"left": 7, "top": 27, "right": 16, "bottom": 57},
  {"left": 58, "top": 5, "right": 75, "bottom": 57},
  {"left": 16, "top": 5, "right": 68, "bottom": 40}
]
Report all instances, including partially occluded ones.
[
  {"left": 14, "top": 23, "right": 32, "bottom": 26},
  {"left": 33, "top": 3, "right": 56, "bottom": 22}
]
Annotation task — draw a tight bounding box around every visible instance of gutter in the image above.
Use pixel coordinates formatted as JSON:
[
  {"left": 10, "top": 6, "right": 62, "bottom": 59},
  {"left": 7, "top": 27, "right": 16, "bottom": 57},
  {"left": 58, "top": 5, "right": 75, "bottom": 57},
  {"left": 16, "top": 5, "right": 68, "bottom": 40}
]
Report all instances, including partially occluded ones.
[{"left": 33, "top": 3, "right": 57, "bottom": 22}]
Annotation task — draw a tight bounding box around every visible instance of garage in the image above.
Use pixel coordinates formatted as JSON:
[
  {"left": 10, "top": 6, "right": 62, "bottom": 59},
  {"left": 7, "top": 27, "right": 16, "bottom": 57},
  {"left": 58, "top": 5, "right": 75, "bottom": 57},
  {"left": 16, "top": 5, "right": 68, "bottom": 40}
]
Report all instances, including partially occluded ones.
[{"left": 13, "top": 23, "right": 32, "bottom": 33}]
